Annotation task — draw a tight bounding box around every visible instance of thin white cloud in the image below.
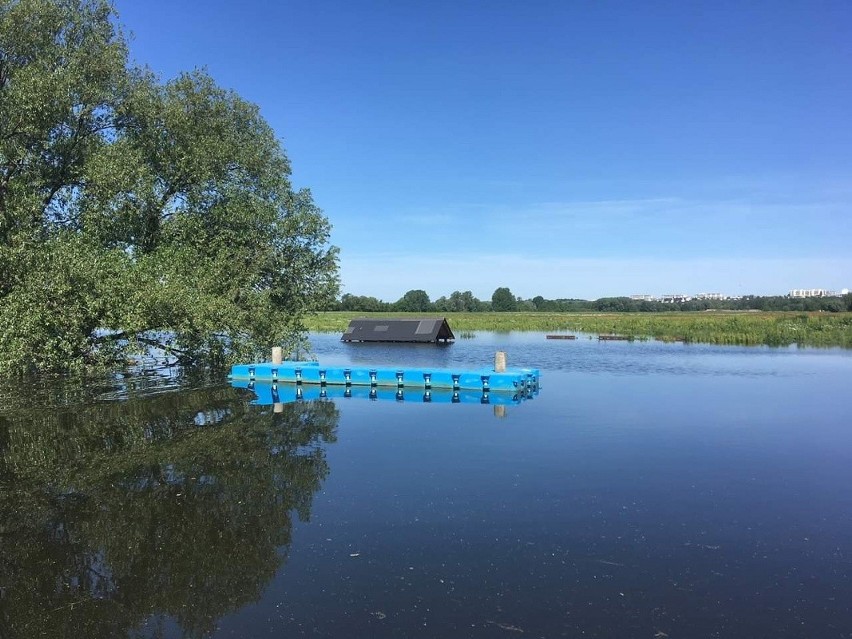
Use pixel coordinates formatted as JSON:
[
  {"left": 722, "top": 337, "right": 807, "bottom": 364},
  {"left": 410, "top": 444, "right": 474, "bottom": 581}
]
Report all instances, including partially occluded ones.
[{"left": 334, "top": 193, "right": 849, "bottom": 261}]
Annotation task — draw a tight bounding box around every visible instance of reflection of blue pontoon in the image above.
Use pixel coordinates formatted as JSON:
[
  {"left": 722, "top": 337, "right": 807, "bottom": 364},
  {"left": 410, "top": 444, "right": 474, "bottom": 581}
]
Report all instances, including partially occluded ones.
[
  {"left": 229, "top": 360, "right": 541, "bottom": 407},
  {"left": 231, "top": 380, "right": 538, "bottom": 406}
]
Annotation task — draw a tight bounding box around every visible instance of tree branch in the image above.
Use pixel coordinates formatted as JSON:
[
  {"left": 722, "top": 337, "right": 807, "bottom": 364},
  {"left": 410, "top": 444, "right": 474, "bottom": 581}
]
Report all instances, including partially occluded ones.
[{"left": 97, "top": 331, "right": 194, "bottom": 358}]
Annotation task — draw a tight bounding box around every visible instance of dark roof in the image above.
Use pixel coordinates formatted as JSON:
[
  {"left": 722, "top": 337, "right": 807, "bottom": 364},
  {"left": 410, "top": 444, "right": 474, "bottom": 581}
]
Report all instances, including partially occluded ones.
[{"left": 341, "top": 317, "right": 455, "bottom": 343}]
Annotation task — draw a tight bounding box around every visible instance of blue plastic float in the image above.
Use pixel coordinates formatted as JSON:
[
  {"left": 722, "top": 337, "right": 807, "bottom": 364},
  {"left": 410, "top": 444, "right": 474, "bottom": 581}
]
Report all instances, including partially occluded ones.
[{"left": 229, "top": 360, "right": 540, "bottom": 393}]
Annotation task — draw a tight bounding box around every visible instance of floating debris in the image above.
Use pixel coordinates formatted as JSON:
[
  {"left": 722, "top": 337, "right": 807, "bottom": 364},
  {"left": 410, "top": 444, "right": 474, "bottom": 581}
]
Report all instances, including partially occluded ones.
[{"left": 486, "top": 620, "right": 524, "bottom": 633}]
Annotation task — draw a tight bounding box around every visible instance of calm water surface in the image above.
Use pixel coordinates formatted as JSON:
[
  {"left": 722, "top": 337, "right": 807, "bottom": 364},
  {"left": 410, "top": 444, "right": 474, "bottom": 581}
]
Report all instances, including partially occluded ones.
[{"left": 2, "top": 333, "right": 851, "bottom": 638}]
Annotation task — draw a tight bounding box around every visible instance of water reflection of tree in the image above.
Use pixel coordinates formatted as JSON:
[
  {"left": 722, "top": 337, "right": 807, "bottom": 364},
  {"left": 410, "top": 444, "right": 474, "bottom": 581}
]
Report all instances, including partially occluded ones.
[{"left": 0, "top": 384, "right": 339, "bottom": 638}]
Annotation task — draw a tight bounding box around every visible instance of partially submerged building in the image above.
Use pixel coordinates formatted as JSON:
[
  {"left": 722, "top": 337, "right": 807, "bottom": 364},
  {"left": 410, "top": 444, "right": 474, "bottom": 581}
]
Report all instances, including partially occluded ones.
[{"left": 341, "top": 317, "right": 455, "bottom": 343}]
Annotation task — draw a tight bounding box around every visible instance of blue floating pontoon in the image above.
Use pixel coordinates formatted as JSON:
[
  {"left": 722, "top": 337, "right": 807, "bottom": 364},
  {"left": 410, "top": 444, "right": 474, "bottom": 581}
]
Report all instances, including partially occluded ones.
[{"left": 229, "top": 360, "right": 540, "bottom": 393}]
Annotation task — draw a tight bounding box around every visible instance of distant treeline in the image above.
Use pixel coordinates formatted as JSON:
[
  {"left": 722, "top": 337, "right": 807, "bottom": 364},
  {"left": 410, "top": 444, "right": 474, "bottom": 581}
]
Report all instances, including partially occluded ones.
[{"left": 329, "top": 288, "right": 852, "bottom": 313}]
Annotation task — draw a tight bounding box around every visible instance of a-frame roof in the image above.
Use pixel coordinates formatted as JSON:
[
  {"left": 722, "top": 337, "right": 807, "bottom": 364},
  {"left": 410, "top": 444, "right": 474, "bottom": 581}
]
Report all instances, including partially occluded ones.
[{"left": 341, "top": 317, "right": 455, "bottom": 343}]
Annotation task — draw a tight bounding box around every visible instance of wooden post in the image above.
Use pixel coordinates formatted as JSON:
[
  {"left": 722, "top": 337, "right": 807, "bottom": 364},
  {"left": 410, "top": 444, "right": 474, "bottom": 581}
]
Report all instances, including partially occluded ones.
[
  {"left": 272, "top": 346, "right": 283, "bottom": 365},
  {"left": 494, "top": 351, "right": 507, "bottom": 373}
]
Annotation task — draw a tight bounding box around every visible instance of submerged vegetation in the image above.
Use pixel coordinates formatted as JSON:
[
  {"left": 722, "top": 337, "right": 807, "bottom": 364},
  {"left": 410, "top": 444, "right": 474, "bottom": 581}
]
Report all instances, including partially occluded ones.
[{"left": 306, "top": 311, "right": 852, "bottom": 348}]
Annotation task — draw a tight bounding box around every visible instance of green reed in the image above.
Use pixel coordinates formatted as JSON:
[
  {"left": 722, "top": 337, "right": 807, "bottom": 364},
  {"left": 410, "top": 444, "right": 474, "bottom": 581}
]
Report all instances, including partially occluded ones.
[{"left": 305, "top": 311, "right": 852, "bottom": 348}]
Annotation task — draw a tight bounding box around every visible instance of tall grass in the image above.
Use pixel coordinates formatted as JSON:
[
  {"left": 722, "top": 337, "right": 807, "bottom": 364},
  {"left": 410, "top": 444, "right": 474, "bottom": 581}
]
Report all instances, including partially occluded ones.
[{"left": 305, "top": 311, "right": 852, "bottom": 348}]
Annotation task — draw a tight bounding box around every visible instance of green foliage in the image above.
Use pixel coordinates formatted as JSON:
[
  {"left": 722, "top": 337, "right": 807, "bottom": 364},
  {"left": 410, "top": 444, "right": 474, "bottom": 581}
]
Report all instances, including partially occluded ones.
[
  {"left": 394, "top": 288, "right": 431, "bottom": 312},
  {"left": 306, "top": 311, "right": 852, "bottom": 348},
  {"left": 434, "top": 290, "right": 485, "bottom": 312},
  {"left": 491, "top": 287, "right": 518, "bottom": 312},
  {"left": 328, "top": 291, "right": 852, "bottom": 316},
  {"left": 0, "top": 0, "right": 338, "bottom": 374},
  {"left": 338, "top": 293, "right": 389, "bottom": 312},
  {"left": 593, "top": 296, "right": 636, "bottom": 312},
  {"left": 0, "top": 234, "right": 131, "bottom": 371},
  {"left": 334, "top": 289, "right": 489, "bottom": 313}
]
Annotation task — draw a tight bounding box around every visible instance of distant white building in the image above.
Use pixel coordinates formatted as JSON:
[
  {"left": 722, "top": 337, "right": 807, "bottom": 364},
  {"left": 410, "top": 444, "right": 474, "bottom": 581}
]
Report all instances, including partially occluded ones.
[
  {"left": 630, "top": 294, "right": 657, "bottom": 301},
  {"left": 789, "top": 289, "right": 831, "bottom": 298},
  {"left": 695, "top": 292, "right": 727, "bottom": 300},
  {"left": 661, "top": 294, "right": 691, "bottom": 303}
]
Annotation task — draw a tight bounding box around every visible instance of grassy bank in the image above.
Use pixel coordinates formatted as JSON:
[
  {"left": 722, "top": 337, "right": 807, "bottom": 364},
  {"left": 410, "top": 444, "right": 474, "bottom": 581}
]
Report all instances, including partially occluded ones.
[{"left": 306, "top": 311, "right": 852, "bottom": 348}]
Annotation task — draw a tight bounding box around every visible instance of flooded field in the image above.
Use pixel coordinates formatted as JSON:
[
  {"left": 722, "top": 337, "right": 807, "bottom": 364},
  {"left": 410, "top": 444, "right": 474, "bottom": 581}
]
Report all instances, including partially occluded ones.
[{"left": 2, "top": 333, "right": 851, "bottom": 637}]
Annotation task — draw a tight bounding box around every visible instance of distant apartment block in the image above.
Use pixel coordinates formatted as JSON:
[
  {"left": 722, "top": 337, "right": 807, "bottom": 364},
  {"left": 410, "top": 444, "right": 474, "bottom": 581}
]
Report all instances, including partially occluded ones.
[
  {"left": 789, "top": 288, "right": 849, "bottom": 298},
  {"left": 623, "top": 289, "right": 851, "bottom": 303}
]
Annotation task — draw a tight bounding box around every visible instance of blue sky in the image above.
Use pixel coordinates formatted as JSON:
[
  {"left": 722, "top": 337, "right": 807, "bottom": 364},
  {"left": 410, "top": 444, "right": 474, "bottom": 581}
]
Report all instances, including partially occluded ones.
[{"left": 115, "top": 0, "right": 851, "bottom": 301}]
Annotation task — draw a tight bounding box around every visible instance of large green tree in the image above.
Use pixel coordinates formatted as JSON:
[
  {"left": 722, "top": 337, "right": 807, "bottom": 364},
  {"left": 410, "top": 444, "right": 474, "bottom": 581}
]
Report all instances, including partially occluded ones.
[
  {"left": 394, "top": 288, "right": 431, "bottom": 312},
  {"left": 491, "top": 286, "right": 517, "bottom": 312},
  {"left": 0, "top": 0, "right": 338, "bottom": 374},
  {"left": 434, "top": 290, "right": 482, "bottom": 312}
]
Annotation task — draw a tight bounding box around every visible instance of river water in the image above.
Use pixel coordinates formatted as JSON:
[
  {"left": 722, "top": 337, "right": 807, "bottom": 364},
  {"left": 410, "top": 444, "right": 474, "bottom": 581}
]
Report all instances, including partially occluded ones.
[{"left": 2, "top": 333, "right": 851, "bottom": 638}]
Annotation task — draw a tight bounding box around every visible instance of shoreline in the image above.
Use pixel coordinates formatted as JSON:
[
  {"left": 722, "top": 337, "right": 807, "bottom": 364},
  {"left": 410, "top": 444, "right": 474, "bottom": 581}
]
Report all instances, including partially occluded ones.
[{"left": 305, "top": 311, "right": 852, "bottom": 349}]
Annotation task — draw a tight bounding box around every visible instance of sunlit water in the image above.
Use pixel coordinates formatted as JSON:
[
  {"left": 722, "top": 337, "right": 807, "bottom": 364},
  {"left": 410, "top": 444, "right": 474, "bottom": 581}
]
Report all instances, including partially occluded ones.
[{"left": 2, "top": 333, "right": 851, "bottom": 638}]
